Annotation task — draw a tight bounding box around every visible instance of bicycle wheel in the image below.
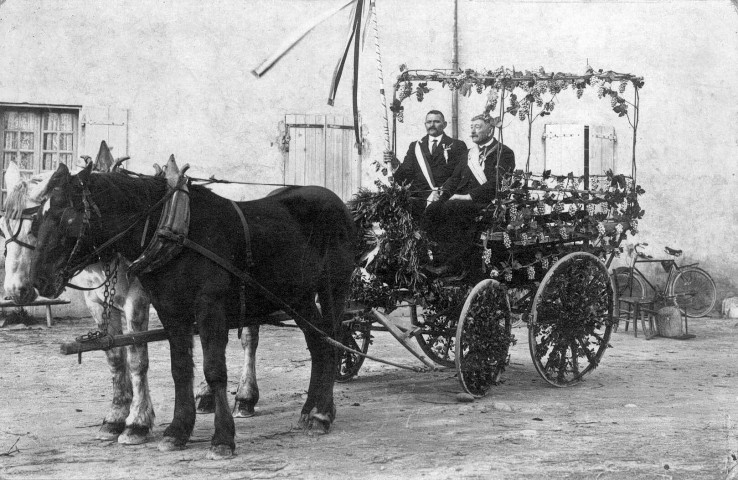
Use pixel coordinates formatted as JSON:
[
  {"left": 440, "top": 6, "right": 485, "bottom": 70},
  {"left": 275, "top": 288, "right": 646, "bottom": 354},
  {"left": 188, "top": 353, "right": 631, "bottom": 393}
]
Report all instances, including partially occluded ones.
[
  {"left": 668, "top": 267, "right": 717, "bottom": 318},
  {"left": 611, "top": 267, "right": 647, "bottom": 300}
]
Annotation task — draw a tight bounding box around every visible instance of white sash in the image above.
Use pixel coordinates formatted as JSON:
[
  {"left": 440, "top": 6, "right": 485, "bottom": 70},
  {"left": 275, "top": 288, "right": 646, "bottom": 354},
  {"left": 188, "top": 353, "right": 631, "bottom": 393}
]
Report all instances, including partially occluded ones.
[
  {"left": 415, "top": 140, "right": 435, "bottom": 189},
  {"left": 467, "top": 146, "right": 488, "bottom": 185},
  {"left": 415, "top": 140, "right": 437, "bottom": 205}
]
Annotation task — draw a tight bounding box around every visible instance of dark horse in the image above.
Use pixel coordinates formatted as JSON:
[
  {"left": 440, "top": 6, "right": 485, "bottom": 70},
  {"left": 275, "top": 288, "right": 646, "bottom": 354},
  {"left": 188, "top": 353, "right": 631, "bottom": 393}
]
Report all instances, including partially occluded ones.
[{"left": 30, "top": 162, "right": 356, "bottom": 459}]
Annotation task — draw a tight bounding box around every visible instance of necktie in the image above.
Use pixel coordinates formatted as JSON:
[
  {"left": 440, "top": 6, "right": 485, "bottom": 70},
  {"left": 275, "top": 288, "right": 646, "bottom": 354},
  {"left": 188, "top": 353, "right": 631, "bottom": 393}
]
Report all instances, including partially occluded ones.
[
  {"left": 479, "top": 147, "right": 486, "bottom": 166},
  {"left": 431, "top": 139, "right": 437, "bottom": 155}
]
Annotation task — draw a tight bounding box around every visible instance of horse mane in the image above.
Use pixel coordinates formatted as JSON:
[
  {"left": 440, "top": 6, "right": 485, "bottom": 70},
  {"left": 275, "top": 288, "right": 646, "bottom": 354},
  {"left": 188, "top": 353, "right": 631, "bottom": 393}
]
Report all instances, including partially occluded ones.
[{"left": 4, "top": 182, "right": 29, "bottom": 220}]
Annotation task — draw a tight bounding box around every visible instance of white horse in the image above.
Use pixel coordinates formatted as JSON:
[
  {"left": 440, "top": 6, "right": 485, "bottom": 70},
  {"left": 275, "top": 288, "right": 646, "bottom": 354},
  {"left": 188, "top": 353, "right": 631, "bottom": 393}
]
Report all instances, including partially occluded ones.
[{"left": 1, "top": 157, "right": 261, "bottom": 444}]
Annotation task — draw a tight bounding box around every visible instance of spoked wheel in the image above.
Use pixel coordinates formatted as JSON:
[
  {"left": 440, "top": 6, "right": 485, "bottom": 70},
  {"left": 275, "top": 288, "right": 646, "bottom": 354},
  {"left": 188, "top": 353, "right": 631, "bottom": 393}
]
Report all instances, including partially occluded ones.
[
  {"left": 455, "top": 280, "right": 514, "bottom": 397},
  {"left": 529, "top": 252, "right": 615, "bottom": 387},
  {"left": 335, "top": 313, "right": 373, "bottom": 382},
  {"left": 668, "top": 267, "right": 717, "bottom": 318},
  {"left": 611, "top": 267, "right": 647, "bottom": 299},
  {"left": 415, "top": 285, "right": 470, "bottom": 367}
]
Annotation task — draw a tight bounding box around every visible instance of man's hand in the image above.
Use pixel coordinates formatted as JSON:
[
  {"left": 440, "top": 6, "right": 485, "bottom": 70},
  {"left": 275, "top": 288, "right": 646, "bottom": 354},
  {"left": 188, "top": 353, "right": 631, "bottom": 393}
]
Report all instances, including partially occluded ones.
[
  {"left": 384, "top": 151, "right": 400, "bottom": 171},
  {"left": 449, "top": 194, "right": 472, "bottom": 201},
  {"left": 427, "top": 190, "right": 441, "bottom": 203}
]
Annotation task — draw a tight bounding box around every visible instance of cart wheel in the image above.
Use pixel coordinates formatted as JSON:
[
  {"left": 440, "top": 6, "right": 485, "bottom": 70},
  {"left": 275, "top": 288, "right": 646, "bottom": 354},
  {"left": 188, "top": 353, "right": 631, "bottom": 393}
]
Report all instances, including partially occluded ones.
[
  {"left": 335, "top": 314, "right": 372, "bottom": 382},
  {"left": 529, "top": 252, "right": 615, "bottom": 387},
  {"left": 455, "top": 279, "right": 514, "bottom": 397},
  {"left": 414, "top": 303, "right": 461, "bottom": 368}
]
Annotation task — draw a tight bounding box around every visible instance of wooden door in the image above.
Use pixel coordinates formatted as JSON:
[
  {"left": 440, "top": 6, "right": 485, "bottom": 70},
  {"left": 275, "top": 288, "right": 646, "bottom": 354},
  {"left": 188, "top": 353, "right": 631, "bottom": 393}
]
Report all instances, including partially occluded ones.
[{"left": 284, "top": 114, "right": 362, "bottom": 201}]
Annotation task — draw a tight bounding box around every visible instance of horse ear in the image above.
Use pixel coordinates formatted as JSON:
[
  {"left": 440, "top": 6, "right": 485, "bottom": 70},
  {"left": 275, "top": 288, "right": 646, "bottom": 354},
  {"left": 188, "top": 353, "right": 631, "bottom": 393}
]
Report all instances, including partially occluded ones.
[
  {"left": 93, "top": 141, "right": 115, "bottom": 173},
  {"left": 4, "top": 161, "right": 21, "bottom": 192},
  {"left": 77, "top": 162, "right": 93, "bottom": 184}
]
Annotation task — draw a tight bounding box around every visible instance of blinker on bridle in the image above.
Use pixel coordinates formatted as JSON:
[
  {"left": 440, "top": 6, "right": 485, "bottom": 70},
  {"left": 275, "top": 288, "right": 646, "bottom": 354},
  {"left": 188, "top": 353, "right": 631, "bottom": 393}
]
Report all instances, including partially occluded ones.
[{"left": 0, "top": 205, "right": 41, "bottom": 254}]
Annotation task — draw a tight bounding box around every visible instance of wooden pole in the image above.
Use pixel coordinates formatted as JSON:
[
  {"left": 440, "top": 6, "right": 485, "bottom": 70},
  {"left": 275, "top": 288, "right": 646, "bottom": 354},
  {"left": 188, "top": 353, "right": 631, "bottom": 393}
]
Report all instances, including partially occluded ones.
[{"left": 451, "top": 0, "right": 460, "bottom": 138}]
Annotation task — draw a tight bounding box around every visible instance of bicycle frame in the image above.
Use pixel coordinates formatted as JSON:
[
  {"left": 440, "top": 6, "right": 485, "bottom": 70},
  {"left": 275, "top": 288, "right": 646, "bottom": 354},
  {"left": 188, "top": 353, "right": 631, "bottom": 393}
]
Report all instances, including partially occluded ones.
[{"left": 620, "top": 245, "right": 700, "bottom": 298}]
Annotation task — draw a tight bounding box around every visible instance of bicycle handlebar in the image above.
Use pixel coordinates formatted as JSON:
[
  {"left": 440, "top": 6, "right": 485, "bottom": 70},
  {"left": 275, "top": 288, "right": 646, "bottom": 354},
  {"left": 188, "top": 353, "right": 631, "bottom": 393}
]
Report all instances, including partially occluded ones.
[{"left": 634, "top": 243, "right": 652, "bottom": 258}]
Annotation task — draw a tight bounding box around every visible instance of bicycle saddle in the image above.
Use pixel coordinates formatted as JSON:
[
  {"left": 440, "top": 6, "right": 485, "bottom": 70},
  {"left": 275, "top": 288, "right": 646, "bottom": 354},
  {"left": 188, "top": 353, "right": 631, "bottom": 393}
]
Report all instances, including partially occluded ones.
[{"left": 664, "top": 246, "right": 682, "bottom": 257}]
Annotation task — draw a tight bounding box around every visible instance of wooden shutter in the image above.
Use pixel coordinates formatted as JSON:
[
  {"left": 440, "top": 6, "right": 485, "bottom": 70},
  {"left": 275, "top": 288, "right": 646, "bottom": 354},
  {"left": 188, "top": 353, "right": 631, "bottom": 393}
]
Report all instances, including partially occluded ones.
[
  {"left": 284, "top": 114, "right": 361, "bottom": 201},
  {"left": 80, "top": 106, "right": 128, "bottom": 160}
]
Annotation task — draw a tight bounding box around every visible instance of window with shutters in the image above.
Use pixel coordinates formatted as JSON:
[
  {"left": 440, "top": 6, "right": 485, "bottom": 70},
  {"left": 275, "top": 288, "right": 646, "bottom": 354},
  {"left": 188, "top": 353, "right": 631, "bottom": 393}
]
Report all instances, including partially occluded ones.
[
  {"left": 1, "top": 106, "right": 79, "bottom": 202},
  {"left": 542, "top": 124, "right": 618, "bottom": 179},
  {"left": 283, "top": 114, "right": 362, "bottom": 201}
]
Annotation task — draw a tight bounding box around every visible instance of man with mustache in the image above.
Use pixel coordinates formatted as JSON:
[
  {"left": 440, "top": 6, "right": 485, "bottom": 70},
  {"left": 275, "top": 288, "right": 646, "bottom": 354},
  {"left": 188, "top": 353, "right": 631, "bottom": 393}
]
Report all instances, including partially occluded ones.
[{"left": 391, "top": 110, "right": 467, "bottom": 215}]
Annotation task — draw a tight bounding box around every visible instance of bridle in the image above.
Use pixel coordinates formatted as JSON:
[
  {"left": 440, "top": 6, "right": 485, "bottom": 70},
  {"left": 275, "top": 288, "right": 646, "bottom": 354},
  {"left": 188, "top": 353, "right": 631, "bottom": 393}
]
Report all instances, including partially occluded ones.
[
  {"left": 0, "top": 206, "right": 41, "bottom": 254},
  {"left": 49, "top": 176, "right": 178, "bottom": 288}
]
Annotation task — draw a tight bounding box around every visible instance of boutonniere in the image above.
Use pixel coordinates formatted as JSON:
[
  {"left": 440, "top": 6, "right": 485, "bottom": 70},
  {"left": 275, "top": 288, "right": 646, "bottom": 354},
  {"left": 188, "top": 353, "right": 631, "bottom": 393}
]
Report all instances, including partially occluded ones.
[{"left": 442, "top": 144, "right": 452, "bottom": 161}]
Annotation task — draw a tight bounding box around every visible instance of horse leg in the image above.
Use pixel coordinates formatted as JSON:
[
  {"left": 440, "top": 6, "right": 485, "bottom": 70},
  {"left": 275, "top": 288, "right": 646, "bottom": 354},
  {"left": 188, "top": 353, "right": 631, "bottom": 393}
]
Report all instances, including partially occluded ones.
[
  {"left": 158, "top": 324, "right": 196, "bottom": 452},
  {"left": 118, "top": 281, "right": 155, "bottom": 445},
  {"left": 296, "top": 287, "right": 342, "bottom": 435},
  {"left": 234, "top": 325, "right": 260, "bottom": 417},
  {"left": 85, "top": 293, "right": 131, "bottom": 441},
  {"left": 196, "top": 299, "right": 235, "bottom": 459},
  {"left": 195, "top": 380, "right": 215, "bottom": 414}
]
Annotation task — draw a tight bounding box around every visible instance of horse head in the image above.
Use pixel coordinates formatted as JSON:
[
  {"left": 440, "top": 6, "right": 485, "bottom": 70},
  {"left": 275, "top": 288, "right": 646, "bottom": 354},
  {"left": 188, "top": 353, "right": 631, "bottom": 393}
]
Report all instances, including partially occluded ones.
[
  {"left": 1, "top": 163, "right": 54, "bottom": 304},
  {"left": 30, "top": 162, "right": 96, "bottom": 299}
]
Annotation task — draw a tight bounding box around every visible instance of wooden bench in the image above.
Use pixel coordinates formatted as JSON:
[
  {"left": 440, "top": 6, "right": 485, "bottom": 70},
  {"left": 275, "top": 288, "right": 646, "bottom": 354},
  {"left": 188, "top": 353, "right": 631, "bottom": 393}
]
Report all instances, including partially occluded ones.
[{"left": 0, "top": 298, "right": 72, "bottom": 327}]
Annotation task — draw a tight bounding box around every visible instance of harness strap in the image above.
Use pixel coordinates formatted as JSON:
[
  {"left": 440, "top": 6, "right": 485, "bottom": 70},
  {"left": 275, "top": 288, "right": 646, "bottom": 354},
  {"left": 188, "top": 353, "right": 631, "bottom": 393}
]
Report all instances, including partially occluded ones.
[{"left": 229, "top": 200, "right": 254, "bottom": 268}]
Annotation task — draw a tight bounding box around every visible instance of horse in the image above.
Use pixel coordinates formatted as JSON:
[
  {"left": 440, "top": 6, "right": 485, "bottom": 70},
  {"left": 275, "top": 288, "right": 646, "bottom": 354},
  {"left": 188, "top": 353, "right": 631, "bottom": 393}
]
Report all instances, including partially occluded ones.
[
  {"left": 1, "top": 161, "right": 155, "bottom": 444},
  {"left": 0, "top": 157, "right": 259, "bottom": 446},
  {"left": 29, "top": 159, "right": 356, "bottom": 459}
]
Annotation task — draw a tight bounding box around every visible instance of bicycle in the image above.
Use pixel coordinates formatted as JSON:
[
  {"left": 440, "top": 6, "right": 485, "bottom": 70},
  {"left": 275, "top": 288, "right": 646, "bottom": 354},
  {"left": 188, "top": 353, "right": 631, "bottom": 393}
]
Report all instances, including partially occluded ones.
[{"left": 611, "top": 243, "right": 717, "bottom": 318}]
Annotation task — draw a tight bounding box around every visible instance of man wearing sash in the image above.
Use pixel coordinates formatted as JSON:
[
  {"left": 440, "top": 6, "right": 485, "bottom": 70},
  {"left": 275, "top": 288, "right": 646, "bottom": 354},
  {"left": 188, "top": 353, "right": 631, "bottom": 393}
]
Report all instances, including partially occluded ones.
[
  {"left": 391, "top": 110, "right": 467, "bottom": 215},
  {"left": 443, "top": 114, "right": 515, "bottom": 203},
  {"left": 423, "top": 114, "right": 515, "bottom": 276}
]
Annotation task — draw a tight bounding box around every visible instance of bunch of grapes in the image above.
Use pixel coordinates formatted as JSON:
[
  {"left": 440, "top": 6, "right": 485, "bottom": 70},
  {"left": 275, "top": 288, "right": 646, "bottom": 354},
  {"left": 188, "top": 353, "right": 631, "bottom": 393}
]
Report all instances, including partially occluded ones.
[
  {"left": 527, "top": 266, "right": 536, "bottom": 280},
  {"left": 541, "top": 257, "right": 549, "bottom": 270},
  {"left": 597, "top": 222, "right": 606, "bottom": 236},
  {"left": 576, "top": 86, "right": 584, "bottom": 99},
  {"left": 538, "top": 232, "right": 546, "bottom": 243},
  {"left": 521, "top": 233, "right": 529, "bottom": 245},
  {"left": 537, "top": 203, "right": 546, "bottom": 215},
  {"left": 618, "top": 81, "right": 628, "bottom": 93},
  {"left": 586, "top": 203, "right": 596, "bottom": 216},
  {"left": 482, "top": 248, "right": 492, "bottom": 265},
  {"left": 509, "top": 204, "right": 518, "bottom": 219},
  {"left": 552, "top": 256, "right": 559, "bottom": 264},
  {"left": 518, "top": 108, "right": 527, "bottom": 121},
  {"left": 560, "top": 227, "right": 568, "bottom": 239},
  {"left": 546, "top": 101, "right": 555, "bottom": 112},
  {"left": 631, "top": 220, "right": 639, "bottom": 234},
  {"left": 504, "top": 271, "right": 513, "bottom": 282},
  {"left": 596, "top": 85, "right": 606, "bottom": 98},
  {"left": 615, "top": 223, "right": 624, "bottom": 235},
  {"left": 476, "top": 83, "right": 484, "bottom": 94},
  {"left": 568, "top": 204, "right": 577, "bottom": 215},
  {"left": 610, "top": 95, "right": 618, "bottom": 108},
  {"left": 554, "top": 202, "right": 564, "bottom": 214},
  {"left": 502, "top": 232, "right": 512, "bottom": 249},
  {"left": 489, "top": 268, "right": 500, "bottom": 279}
]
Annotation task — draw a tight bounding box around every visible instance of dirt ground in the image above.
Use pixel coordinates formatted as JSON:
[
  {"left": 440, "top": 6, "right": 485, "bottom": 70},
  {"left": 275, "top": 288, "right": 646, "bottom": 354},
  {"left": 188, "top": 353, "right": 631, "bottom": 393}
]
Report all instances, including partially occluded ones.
[{"left": 1, "top": 309, "right": 737, "bottom": 480}]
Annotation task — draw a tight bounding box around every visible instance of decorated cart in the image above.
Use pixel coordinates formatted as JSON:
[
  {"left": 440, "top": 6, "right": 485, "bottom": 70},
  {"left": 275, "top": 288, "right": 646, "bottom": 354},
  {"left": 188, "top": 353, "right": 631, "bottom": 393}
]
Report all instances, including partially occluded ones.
[{"left": 335, "top": 65, "right": 645, "bottom": 396}]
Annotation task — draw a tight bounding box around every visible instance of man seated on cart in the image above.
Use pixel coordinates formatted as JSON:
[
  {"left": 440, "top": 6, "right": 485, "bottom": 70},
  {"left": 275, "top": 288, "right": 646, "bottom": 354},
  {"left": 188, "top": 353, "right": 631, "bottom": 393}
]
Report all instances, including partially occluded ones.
[
  {"left": 390, "top": 110, "right": 467, "bottom": 216},
  {"left": 423, "top": 113, "right": 515, "bottom": 277}
]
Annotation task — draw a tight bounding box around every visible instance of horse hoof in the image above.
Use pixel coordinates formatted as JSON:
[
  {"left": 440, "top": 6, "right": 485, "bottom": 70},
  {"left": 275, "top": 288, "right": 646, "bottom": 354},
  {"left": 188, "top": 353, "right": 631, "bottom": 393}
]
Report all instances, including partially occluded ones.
[
  {"left": 96, "top": 421, "right": 125, "bottom": 441},
  {"left": 158, "top": 437, "right": 186, "bottom": 452},
  {"left": 118, "top": 425, "right": 150, "bottom": 445},
  {"left": 196, "top": 396, "right": 215, "bottom": 415},
  {"left": 206, "top": 445, "right": 234, "bottom": 460},
  {"left": 297, "top": 413, "right": 310, "bottom": 430},
  {"left": 233, "top": 400, "right": 256, "bottom": 418}
]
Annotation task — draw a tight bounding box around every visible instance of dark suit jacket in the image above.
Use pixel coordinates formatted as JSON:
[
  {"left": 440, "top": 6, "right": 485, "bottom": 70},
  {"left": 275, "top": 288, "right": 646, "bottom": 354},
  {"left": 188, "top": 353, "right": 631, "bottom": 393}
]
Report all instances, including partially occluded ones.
[
  {"left": 393, "top": 134, "right": 467, "bottom": 195},
  {"left": 443, "top": 140, "right": 515, "bottom": 204}
]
